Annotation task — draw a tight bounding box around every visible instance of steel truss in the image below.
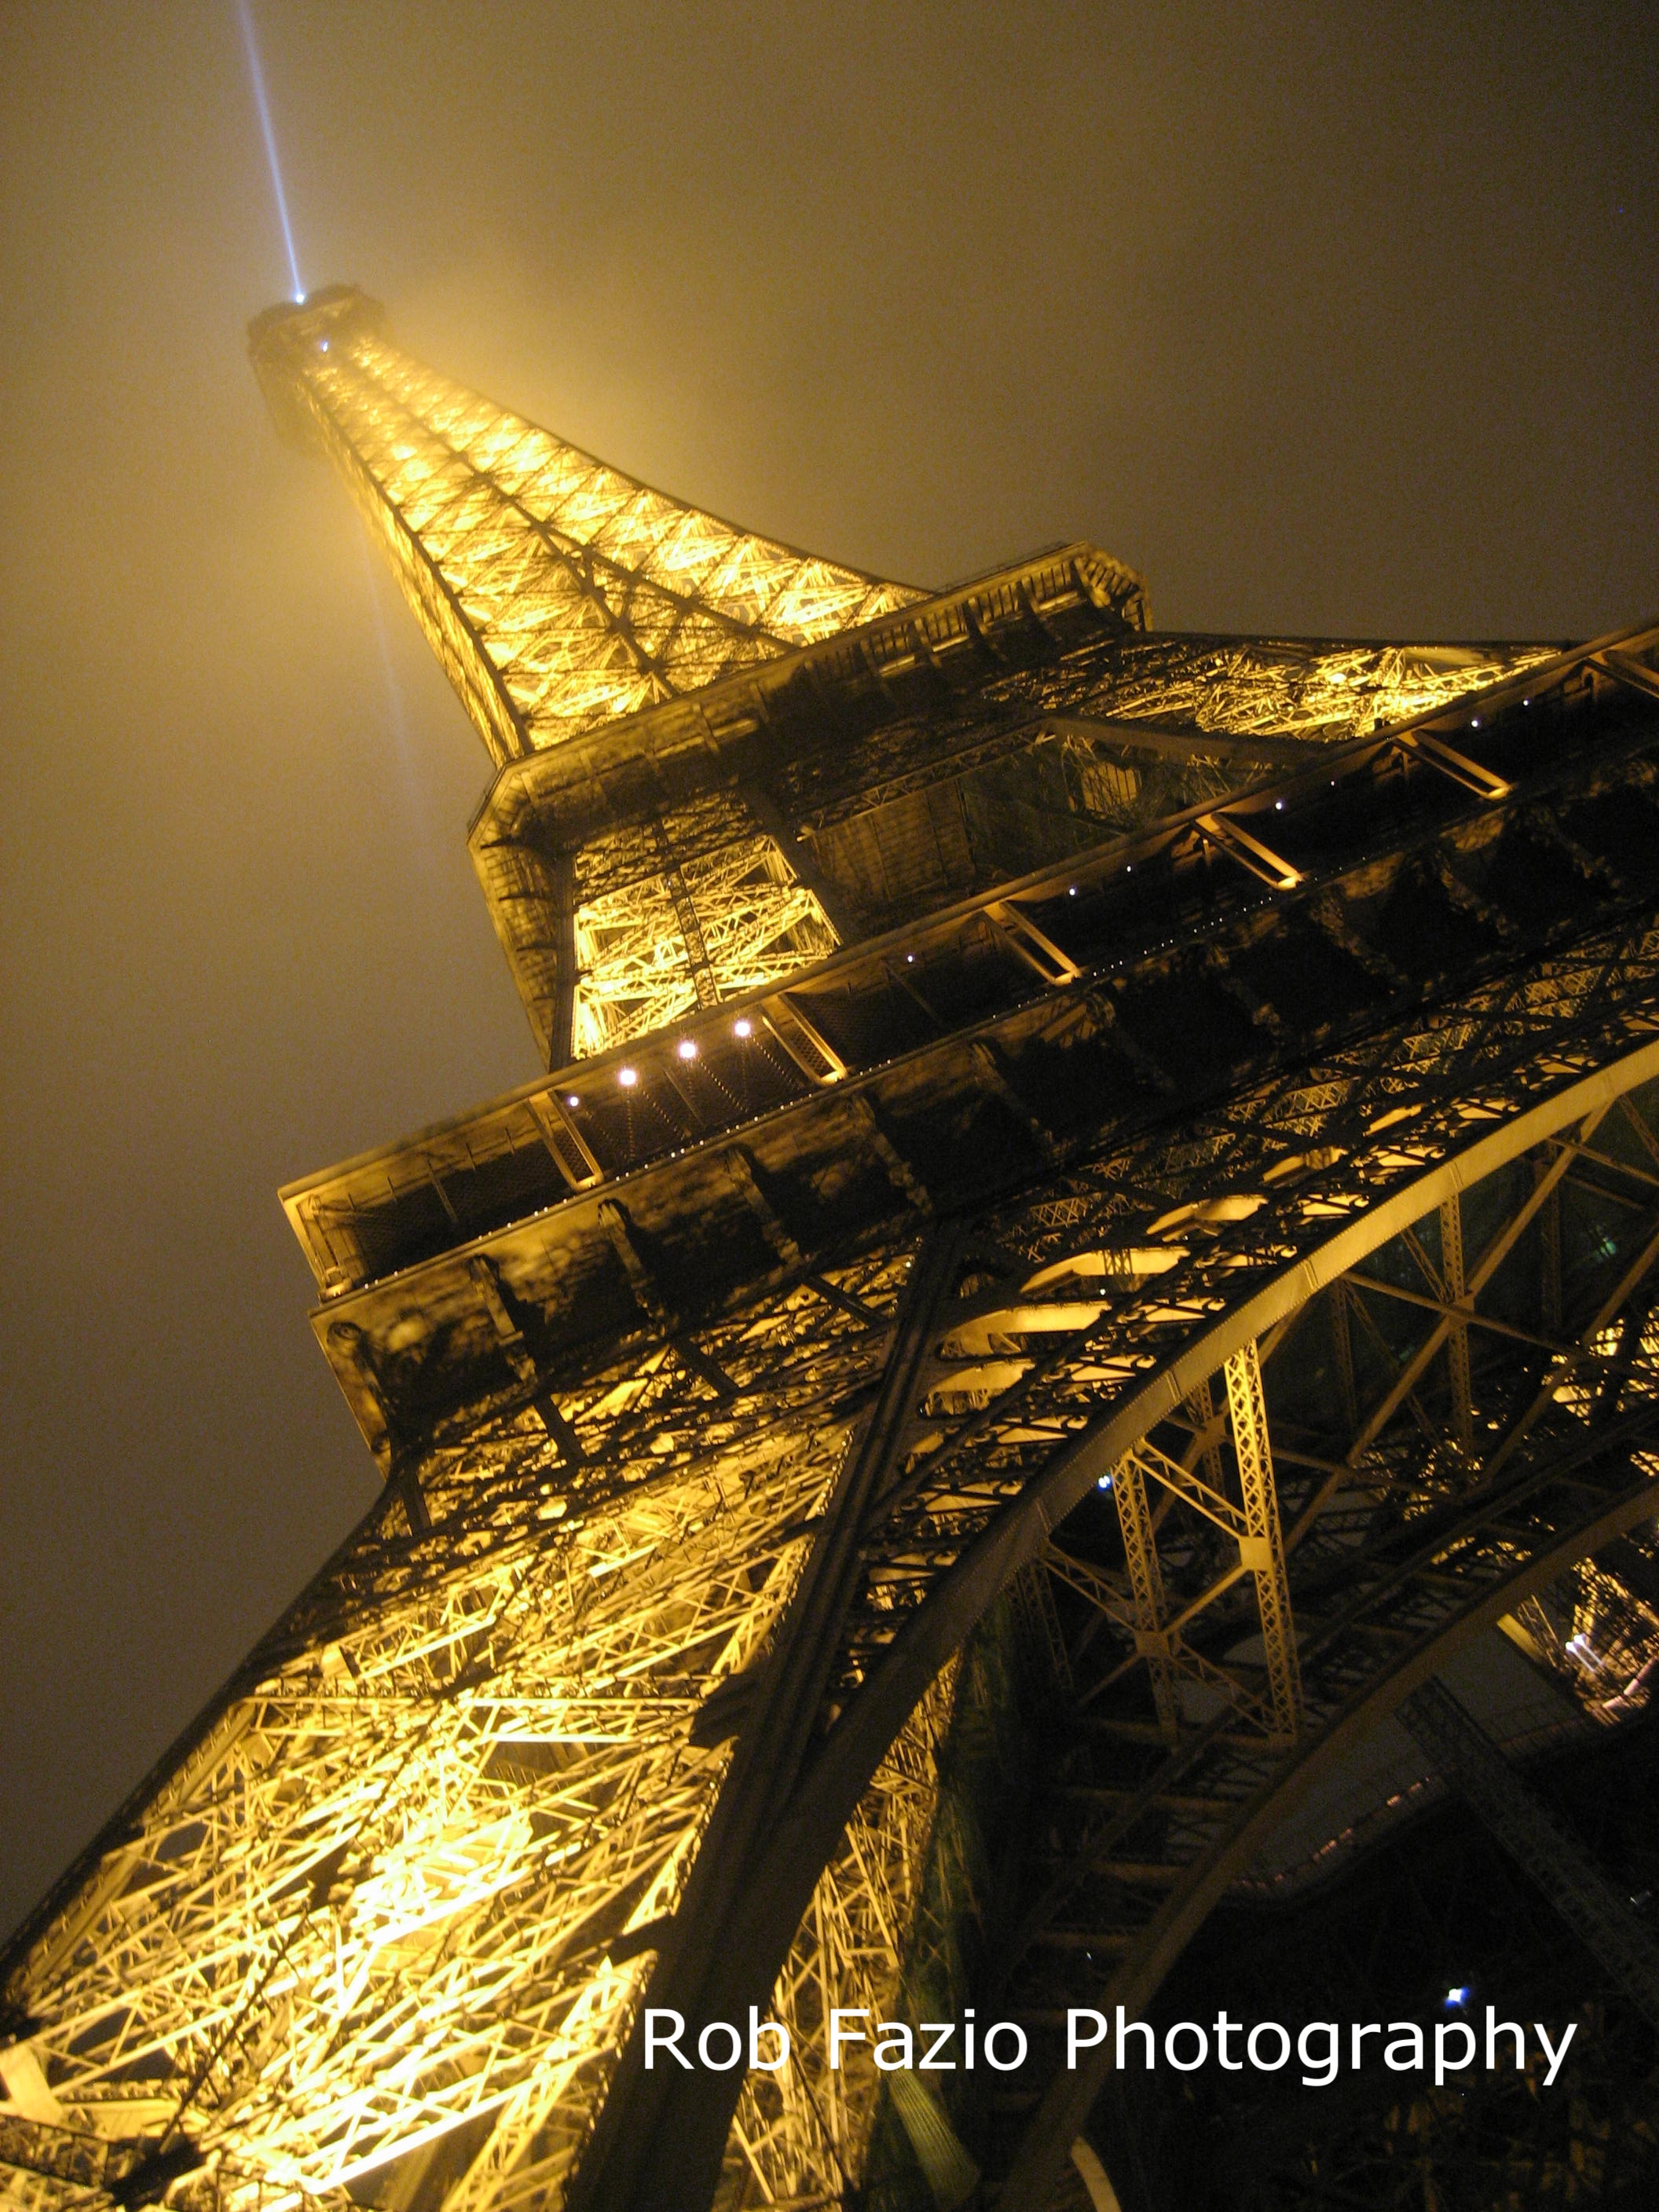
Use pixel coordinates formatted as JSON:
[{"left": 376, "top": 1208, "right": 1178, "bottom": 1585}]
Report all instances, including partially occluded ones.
[
  {"left": 248, "top": 289, "right": 921, "bottom": 767},
  {"left": 13, "top": 902, "right": 1659, "bottom": 2211},
  {"left": 6, "top": 294, "right": 1659, "bottom": 2212},
  {"left": 585, "top": 943, "right": 1659, "bottom": 2210},
  {"left": 249, "top": 291, "right": 1552, "bottom": 1075},
  {"left": 1397, "top": 1677, "right": 1659, "bottom": 2025},
  {"left": 0, "top": 1246, "right": 952, "bottom": 2212},
  {"left": 569, "top": 831, "right": 839, "bottom": 1056},
  {"left": 976, "top": 1069, "right": 1659, "bottom": 2203}
]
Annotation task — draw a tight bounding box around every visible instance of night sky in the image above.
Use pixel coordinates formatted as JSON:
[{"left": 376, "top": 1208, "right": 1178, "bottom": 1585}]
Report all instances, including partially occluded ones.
[{"left": 2, "top": 1, "right": 1655, "bottom": 1943}]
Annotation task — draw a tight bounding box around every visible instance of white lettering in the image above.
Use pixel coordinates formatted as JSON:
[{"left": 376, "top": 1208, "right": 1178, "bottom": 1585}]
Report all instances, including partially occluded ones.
[
  {"left": 1384, "top": 2023, "right": 1423, "bottom": 2071},
  {"left": 1485, "top": 2007, "right": 1525, "bottom": 2070},
  {"left": 749, "top": 2007, "right": 789, "bottom": 2071},
  {"left": 1298, "top": 2022, "right": 1339, "bottom": 2087},
  {"left": 1116, "top": 2005, "right": 1155, "bottom": 2068},
  {"left": 644, "top": 2009, "right": 690, "bottom": 2070},
  {"left": 1068, "top": 2009, "right": 1108, "bottom": 2070},
  {"left": 1166, "top": 2021, "right": 1208, "bottom": 2071},
  {"left": 698, "top": 2020, "right": 742, "bottom": 2071},
  {"left": 1434, "top": 2020, "right": 1476, "bottom": 2086},
  {"left": 1536, "top": 2020, "right": 1577, "bottom": 2088}
]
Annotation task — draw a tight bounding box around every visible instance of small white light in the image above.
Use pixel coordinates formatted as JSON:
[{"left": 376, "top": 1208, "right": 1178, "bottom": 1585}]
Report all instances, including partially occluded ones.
[
  {"left": 906, "top": 954, "right": 915, "bottom": 964},
  {"left": 617, "top": 1066, "right": 638, "bottom": 1089},
  {"left": 1097, "top": 1473, "right": 1114, "bottom": 1491},
  {"left": 1274, "top": 800, "right": 1284, "bottom": 811},
  {"left": 1445, "top": 1986, "right": 1470, "bottom": 2009},
  {"left": 734, "top": 1018, "right": 753, "bottom": 1038},
  {"left": 565, "top": 1094, "right": 579, "bottom": 1109},
  {"left": 1069, "top": 885, "right": 1078, "bottom": 895},
  {"left": 1471, "top": 716, "right": 1481, "bottom": 728},
  {"left": 677, "top": 1038, "right": 698, "bottom": 1061}
]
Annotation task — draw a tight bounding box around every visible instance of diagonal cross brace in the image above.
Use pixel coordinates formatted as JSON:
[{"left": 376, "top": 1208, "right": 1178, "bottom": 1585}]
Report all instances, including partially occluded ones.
[
  {"left": 564, "top": 1222, "right": 967, "bottom": 2212},
  {"left": 1225, "top": 1340, "right": 1303, "bottom": 1745},
  {"left": 1399, "top": 1675, "right": 1659, "bottom": 2027}
]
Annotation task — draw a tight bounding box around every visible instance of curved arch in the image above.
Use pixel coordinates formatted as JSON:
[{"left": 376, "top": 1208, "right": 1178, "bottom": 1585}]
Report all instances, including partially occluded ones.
[
  {"left": 577, "top": 1026, "right": 1659, "bottom": 2210},
  {"left": 998, "top": 1474, "right": 1659, "bottom": 2209},
  {"left": 815, "top": 1033, "right": 1659, "bottom": 1814}
]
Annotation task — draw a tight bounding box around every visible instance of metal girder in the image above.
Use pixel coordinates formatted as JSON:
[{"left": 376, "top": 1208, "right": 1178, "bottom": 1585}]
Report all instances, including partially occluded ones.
[
  {"left": 569, "top": 830, "right": 841, "bottom": 1055},
  {"left": 2, "top": 1247, "right": 933, "bottom": 2212},
  {"left": 1194, "top": 809, "right": 1302, "bottom": 891},
  {"left": 1223, "top": 1340, "right": 1302, "bottom": 1745},
  {"left": 1344, "top": 1115, "right": 1597, "bottom": 1459},
  {"left": 808, "top": 1036, "right": 1659, "bottom": 2203},
  {"left": 973, "top": 1111, "right": 1659, "bottom": 2201},
  {"left": 1397, "top": 1676, "right": 1659, "bottom": 2026},
  {"left": 247, "top": 289, "right": 923, "bottom": 765},
  {"left": 280, "top": 619, "right": 1659, "bottom": 1339},
  {"left": 10, "top": 296, "right": 1656, "bottom": 2212},
  {"left": 524, "top": 1090, "right": 602, "bottom": 1191},
  {"left": 13, "top": 992, "right": 1659, "bottom": 2212},
  {"left": 1439, "top": 1191, "right": 1474, "bottom": 1452},
  {"left": 999, "top": 1474, "right": 1659, "bottom": 2210},
  {"left": 562, "top": 1224, "right": 968, "bottom": 2212},
  {"left": 1109, "top": 1455, "right": 1180, "bottom": 1743},
  {"left": 500, "top": 604, "right": 1577, "bottom": 1069}
]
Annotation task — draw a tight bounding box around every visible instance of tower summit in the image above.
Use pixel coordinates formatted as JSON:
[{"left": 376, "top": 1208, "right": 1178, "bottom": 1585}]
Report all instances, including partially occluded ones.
[
  {"left": 247, "top": 286, "right": 923, "bottom": 766},
  {"left": 6, "top": 290, "right": 1659, "bottom": 2212}
]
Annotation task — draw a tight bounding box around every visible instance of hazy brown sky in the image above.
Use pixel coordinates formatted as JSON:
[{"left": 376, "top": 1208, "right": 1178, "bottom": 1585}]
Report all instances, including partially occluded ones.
[{"left": 2, "top": 0, "right": 1655, "bottom": 1941}]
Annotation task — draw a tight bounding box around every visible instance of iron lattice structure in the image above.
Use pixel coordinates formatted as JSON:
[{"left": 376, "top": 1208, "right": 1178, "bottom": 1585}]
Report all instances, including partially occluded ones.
[{"left": 5, "top": 286, "right": 1659, "bottom": 2212}]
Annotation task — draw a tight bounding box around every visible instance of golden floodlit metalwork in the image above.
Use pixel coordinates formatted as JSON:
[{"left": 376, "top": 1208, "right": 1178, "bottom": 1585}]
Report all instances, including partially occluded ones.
[{"left": 6, "top": 284, "right": 1659, "bottom": 2212}]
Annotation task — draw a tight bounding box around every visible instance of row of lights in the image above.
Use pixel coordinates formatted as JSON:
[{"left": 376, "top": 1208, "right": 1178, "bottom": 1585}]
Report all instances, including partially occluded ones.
[
  {"left": 561, "top": 731, "right": 1512, "bottom": 1115},
  {"left": 571, "top": 804, "right": 1333, "bottom": 1115},
  {"left": 568, "top": 827, "right": 1271, "bottom": 1113},
  {"left": 568, "top": 1014, "right": 764, "bottom": 1104}
]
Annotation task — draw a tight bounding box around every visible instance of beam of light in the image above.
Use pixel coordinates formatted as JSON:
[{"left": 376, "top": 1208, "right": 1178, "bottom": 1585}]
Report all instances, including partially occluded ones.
[{"left": 235, "top": 0, "right": 304, "bottom": 301}]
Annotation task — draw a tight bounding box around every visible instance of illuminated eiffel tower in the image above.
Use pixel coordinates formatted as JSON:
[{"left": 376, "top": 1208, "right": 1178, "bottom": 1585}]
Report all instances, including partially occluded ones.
[{"left": 6, "top": 283, "right": 1659, "bottom": 2212}]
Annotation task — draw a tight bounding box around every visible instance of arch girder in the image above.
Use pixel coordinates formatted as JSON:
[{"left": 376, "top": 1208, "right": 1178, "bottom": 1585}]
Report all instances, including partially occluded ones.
[{"left": 573, "top": 925, "right": 1659, "bottom": 2210}]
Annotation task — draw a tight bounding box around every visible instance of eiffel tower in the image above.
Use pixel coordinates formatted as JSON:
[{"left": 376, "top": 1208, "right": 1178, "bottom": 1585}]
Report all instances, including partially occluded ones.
[{"left": 5, "top": 282, "right": 1659, "bottom": 2212}]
